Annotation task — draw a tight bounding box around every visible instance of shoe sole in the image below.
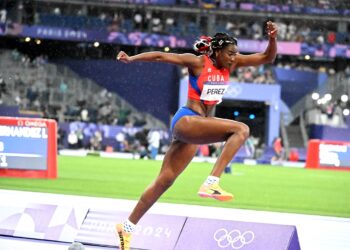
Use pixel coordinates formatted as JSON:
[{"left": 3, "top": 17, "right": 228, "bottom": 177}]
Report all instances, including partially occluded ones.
[
  {"left": 114, "top": 225, "right": 125, "bottom": 250},
  {"left": 198, "top": 192, "right": 233, "bottom": 201}
]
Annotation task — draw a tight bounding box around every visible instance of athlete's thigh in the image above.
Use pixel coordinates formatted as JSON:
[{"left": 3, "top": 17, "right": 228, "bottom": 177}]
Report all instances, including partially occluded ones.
[
  {"left": 173, "top": 115, "right": 248, "bottom": 144},
  {"left": 159, "top": 140, "right": 198, "bottom": 177}
]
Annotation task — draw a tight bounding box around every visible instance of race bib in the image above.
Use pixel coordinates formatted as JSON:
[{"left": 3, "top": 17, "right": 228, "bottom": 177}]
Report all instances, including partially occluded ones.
[{"left": 200, "top": 82, "right": 229, "bottom": 102}]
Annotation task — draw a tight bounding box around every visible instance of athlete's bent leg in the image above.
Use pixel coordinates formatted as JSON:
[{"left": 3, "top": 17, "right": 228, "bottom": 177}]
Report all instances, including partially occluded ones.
[
  {"left": 211, "top": 122, "right": 249, "bottom": 176},
  {"left": 174, "top": 115, "right": 249, "bottom": 177},
  {"left": 173, "top": 116, "right": 249, "bottom": 201}
]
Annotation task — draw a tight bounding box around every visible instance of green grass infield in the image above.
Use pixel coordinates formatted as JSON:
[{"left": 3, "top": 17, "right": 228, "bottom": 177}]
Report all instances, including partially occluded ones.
[{"left": 1, "top": 156, "right": 350, "bottom": 218}]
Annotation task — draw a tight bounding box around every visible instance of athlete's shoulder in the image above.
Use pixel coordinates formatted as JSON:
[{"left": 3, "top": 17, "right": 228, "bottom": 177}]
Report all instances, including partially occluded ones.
[
  {"left": 181, "top": 53, "right": 204, "bottom": 60},
  {"left": 183, "top": 54, "right": 205, "bottom": 74}
]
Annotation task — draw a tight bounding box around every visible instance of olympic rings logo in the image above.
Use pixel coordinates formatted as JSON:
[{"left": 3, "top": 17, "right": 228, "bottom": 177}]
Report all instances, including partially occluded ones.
[
  {"left": 214, "top": 228, "right": 255, "bottom": 249},
  {"left": 225, "top": 85, "right": 242, "bottom": 97}
]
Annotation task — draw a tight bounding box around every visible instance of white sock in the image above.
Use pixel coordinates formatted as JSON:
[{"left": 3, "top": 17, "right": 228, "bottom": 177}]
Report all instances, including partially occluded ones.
[
  {"left": 123, "top": 219, "right": 136, "bottom": 233},
  {"left": 204, "top": 175, "right": 220, "bottom": 186}
]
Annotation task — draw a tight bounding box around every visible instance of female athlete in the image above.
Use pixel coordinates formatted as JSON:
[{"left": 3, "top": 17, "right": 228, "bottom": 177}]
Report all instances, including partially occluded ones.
[{"left": 115, "top": 21, "right": 278, "bottom": 250}]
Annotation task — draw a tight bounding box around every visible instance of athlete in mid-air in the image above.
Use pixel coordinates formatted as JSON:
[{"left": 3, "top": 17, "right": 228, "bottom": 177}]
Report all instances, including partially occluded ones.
[{"left": 115, "top": 21, "right": 278, "bottom": 250}]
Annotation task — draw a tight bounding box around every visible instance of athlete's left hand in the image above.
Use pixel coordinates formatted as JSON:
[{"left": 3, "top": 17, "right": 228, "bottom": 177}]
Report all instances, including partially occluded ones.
[{"left": 266, "top": 21, "right": 278, "bottom": 39}]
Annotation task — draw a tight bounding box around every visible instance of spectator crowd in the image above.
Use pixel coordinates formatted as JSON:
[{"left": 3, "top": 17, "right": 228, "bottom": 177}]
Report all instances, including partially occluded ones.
[{"left": 1, "top": 0, "right": 349, "bottom": 45}]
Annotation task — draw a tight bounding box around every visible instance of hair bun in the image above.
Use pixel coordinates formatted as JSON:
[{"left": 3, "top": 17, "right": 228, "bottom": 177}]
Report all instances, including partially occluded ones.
[{"left": 193, "top": 36, "right": 212, "bottom": 55}]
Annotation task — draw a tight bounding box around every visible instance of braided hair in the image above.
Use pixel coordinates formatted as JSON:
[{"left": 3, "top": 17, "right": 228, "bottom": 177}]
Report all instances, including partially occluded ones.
[{"left": 193, "top": 33, "right": 238, "bottom": 56}]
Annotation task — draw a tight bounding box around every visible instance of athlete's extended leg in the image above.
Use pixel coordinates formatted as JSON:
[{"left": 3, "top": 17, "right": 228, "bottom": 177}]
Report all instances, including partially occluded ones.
[
  {"left": 129, "top": 140, "right": 198, "bottom": 224},
  {"left": 116, "top": 141, "right": 198, "bottom": 250},
  {"left": 174, "top": 116, "right": 249, "bottom": 201}
]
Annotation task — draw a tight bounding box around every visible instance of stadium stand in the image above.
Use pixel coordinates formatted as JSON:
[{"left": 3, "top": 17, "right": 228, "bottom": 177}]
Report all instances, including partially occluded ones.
[
  {"left": 0, "top": 49, "right": 165, "bottom": 129},
  {"left": 0, "top": 0, "right": 349, "bottom": 163}
]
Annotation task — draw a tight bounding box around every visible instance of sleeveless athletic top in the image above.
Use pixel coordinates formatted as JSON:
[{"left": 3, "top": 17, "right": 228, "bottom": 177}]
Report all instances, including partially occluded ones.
[{"left": 188, "top": 55, "right": 230, "bottom": 105}]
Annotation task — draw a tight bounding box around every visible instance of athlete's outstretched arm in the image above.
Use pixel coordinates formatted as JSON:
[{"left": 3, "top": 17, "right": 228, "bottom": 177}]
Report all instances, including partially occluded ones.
[
  {"left": 117, "top": 51, "right": 202, "bottom": 69},
  {"left": 235, "top": 21, "right": 278, "bottom": 68}
]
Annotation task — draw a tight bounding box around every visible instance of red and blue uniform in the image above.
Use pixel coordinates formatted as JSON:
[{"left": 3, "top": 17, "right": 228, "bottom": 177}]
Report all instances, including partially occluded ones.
[
  {"left": 188, "top": 55, "right": 230, "bottom": 105},
  {"left": 171, "top": 55, "right": 230, "bottom": 132}
]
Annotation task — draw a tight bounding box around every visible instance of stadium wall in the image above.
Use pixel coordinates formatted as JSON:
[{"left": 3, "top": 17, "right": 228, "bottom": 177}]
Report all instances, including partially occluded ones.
[
  {"left": 309, "top": 125, "right": 350, "bottom": 142},
  {"left": 274, "top": 68, "right": 328, "bottom": 107},
  {"left": 0, "top": 202, "right": 300, "bottom": 250},
  {"left": 55, "top": 59, "right": 180, "bottom": 126}
]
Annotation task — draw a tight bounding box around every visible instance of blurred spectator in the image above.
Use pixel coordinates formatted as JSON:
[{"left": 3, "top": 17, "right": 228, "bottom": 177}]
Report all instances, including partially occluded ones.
[
  {"left": 147, "top": 129, "right": 160, "bottom": 159},
  {"left": 275, "top": 20, "right": 287, "bottom": 40},
  {"left": 59, "top": 79, "right": 68, "bottom": 93},
  {"left": 251, "top": 22, "right": 262, "bottom": 40},
  {"left": 90, "top": 130, "right": 103, "bottom": 151},
  {"left": 80, "top": 108, "right": 89, "bottom": 122},
  {"left": 272, "top": 137, "right": 284, "bottom": 162},
  {"left": 0, "top": 75, "right": 8, "bottom": 100},
  {"left": 76, "top": 128, "right": 84, "bottom": 149},
  {"left": 14, "top": 73, "right": 25, "bottom": 90},
  {"left": 129, "top": 113, "right": 147, "bottom": 127},
  {"left": 0, "top": 9, "right": 6, "bottom": 23},
  {"left": 115, "top": 131, "right": 128, "bottom": 152},
  {"left": 133, "top": 12, "right": 143, "bottom": 31},
  {"left": 198, "top": 145, "right": 210, "bottom": 157},
  {"left": 245, "top": 136, "right": 256, "bottom": 159},
  {"left": 117, "top": 109, "right": 131, "bottom": 125},
  {"left": 327, "top": 31, "right": 336, "bottom": 44},
  {"left": 150, "top": 15, "right": 162, "bottom": 34},
  {"left": 209, "top": 142, "right": 223, "bottom": 157},
  {"left": 11, "top": 49, "right": 21, "bottom": 61},
  {"left": 159, "top": 130, "right": 171, "bottom": 154},
  {"left": 121, "top": 122, "right": 139, "bottom": 152},
  {"left": 286, "top": 22, "right": 296, "bottom": 41},
  {"left": 57, "top": 128, "right": 66, "bottom": 150},
  {"left": 345, "top": 66, "right": 350, "bottom": 78},
  {"left": 100, "top": 102, "right": 114, "bottom": 124},
  {"left": 67, "top": 130, "right": 79, "bottom": 149},
  {"left": 134, "top": 128, "right": 149, "bottom": 159},
  {"left": 107, "top": 13, "right": 121, "bottom": 32},
  {"left": 325, "top": 101, "right": 335, "bottom": 119}
]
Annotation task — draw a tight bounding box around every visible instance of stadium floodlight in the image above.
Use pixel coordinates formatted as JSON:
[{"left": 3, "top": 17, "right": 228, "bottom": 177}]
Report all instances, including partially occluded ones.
[
  {"left": 324, "top": 93, "right": 332, "bottom": 101},
  {"left": 311, "top": 92, "right": 320, "bottom": 100},
  {"left": 341, "top": 94, "right": 349, "bottom": 102},
  {"left": 343, "top": 109, "right": 350, "bottom": 116}
]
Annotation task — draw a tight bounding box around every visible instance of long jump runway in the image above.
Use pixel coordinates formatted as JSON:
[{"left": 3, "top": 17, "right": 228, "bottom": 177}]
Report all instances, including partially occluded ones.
[{"left": 0, "top": 189, "right": 350, "bottom": 250}]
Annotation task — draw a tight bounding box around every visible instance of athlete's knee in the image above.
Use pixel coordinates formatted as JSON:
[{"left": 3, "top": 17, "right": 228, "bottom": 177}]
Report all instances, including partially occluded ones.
[{"left": 236, "top": 123, "right": 250, "bottom": 141}]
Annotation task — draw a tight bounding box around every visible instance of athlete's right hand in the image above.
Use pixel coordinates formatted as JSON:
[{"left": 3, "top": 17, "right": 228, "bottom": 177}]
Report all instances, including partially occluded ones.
[{"left": 116, "top": 51, "right": 130, "bottom": 63}]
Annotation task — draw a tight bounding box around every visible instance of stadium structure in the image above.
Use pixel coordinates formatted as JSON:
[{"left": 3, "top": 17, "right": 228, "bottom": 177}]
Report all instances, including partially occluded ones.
[{"left": 0, "top": 0, "right": 350, "bottom": 250}]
